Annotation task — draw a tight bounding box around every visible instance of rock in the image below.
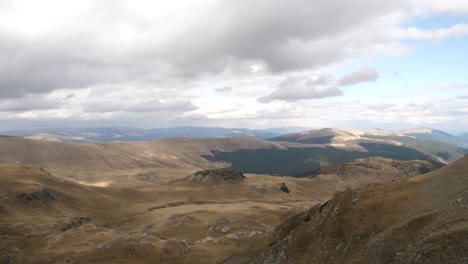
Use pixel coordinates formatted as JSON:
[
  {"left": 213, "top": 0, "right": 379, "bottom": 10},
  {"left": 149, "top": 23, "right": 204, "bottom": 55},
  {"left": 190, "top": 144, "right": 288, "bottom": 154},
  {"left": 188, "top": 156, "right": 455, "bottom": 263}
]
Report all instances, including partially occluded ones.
[
  {"left": 196, "top": 236, "right": 214, "bottom": 243},
  {"left": 60, "top": 216, "right": 91, "bottom": 231},
  {"left": 16, "top": 188, "right": 56, "bottom": 205},
  {"left": 215, "top": 217, "right": 231, "bottom": 225},
  {"left": 209, "top": 217, "right": 232, "bottom": 233},
  {"left": 248, "top": 231, "right": 262, "bottom": 238},
  {"left": 163, "top": 238, "right": 191, "bottom": 256},
  {"left": 186, "top": 168, "right": 246, "bottom": 184},
  {"left": 280, "top": 183, "right": 290, "bottom": 193},
  {"left": 226, "top": 233, "right": 239, "bottom": 240}
]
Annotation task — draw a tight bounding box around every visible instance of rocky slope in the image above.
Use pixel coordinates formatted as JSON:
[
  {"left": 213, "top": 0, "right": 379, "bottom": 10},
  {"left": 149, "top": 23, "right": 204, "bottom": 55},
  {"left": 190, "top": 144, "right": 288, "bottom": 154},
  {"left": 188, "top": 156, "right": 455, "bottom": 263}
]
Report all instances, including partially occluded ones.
[
  {"left": 186, "top": 168, "right": 247, "bottom": 184},
  {"left": 253, "top": 155, "right": 468, "bottom": 264}
]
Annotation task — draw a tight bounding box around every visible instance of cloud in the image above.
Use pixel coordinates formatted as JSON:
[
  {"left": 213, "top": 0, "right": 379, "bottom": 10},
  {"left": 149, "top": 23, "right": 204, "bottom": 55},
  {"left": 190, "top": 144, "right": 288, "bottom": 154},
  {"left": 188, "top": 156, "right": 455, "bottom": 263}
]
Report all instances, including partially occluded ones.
[
  {"left": 215, "top": 86, "right": 233, "bottom": 93},
  {"left": 0, "top": 0, "right": 466, "bottom": 101},
  {"left": 0, "top": 0, "right": 467, "bottom": 132},
  {"left": 338, "top": 67, "right": 379, "bottom": 86},
  {"left": 458, "top": 94, "right": 468, "bottom": 99},
  {"left": 257, "top": 76, "right": 343, "bottom": 103},
  {"left": 64, "top": 93, "right": 75, "bottom": 100},
  {"left": 83, "top": 99, "right": 197, "bottom": 113},
  {"left": 429, "top": 82, "right": 468, "bottom": 90},
  {"left": 0, "top": 96, "right": 61, "bottom": 112},
  {"left": 390, "top": 23, "right": 468, "bottom": 41}
]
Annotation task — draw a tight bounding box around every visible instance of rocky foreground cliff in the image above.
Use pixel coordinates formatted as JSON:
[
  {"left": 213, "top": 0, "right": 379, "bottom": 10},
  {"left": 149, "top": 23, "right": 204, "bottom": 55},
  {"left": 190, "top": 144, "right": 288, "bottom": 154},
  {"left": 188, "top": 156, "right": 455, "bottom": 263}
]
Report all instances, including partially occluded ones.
[{"left": 253, "top": 155, "right": 468, "bottom": 264}]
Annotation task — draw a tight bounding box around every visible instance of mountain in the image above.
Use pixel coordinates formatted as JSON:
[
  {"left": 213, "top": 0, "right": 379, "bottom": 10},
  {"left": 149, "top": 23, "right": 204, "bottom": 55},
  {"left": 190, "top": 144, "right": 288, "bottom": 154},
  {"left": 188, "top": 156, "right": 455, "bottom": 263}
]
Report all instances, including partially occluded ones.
[
  {"left": 253, "top": 154, "right": 468, "bottom": 264},
  {"left": 0, "top": 154, "right": 445, "bottom": 264},
  {"left": 268, "top": 127, "right": 466, "bottom": 163},
  {"left": 460, "top": 133, "right": 468, "bottom": 140},
  {"left": 2, "top": 126, "right": 284, "bottom": 142},
  {"left": 402, "top": 127, "right": 468, "bottom": 148}
]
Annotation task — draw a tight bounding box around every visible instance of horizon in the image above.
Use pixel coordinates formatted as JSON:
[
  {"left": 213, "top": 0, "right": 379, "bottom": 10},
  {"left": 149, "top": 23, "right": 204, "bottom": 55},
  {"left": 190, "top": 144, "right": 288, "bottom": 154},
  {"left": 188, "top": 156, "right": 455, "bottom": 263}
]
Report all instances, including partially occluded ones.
[
  {"left": 1, "top": 124, "right": 466, "bottom": 137},
  {"left": 0, "top": 1, "right": 467, "bottom": 133}
]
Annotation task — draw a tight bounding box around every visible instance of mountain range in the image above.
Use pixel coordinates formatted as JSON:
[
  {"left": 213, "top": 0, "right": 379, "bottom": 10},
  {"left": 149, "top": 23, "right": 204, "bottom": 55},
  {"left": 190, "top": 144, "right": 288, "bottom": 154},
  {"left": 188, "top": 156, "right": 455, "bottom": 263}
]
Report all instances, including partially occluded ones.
[
  {"left": 3, "top": 126, "right": 467, "bottom": 149},
  {"left": 1, "top": 126, "right": 309, "bottom": 142}
]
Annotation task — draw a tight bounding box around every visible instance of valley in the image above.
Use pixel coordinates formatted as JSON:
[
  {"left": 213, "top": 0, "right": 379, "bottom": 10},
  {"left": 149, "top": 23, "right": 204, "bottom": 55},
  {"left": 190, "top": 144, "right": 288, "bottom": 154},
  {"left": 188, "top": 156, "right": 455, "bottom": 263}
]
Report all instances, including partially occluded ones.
[{"left": 0, "top": 127, "right": 466, "bottom": 263}]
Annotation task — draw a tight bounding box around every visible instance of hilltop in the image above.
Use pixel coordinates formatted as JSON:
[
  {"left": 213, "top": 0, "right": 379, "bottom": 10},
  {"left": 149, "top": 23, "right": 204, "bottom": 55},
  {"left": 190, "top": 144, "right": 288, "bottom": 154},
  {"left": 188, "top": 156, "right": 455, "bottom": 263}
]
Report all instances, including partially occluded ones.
[{"left": 269, "top": 127, "right": 466, "bottom": 163}]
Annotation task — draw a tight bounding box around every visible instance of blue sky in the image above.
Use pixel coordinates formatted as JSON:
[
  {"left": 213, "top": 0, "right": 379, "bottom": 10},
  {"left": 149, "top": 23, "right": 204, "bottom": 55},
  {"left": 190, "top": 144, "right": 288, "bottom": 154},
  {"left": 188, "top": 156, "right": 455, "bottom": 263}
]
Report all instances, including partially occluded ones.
[{"left": 0, "top": 0, "right": 467, "bottom": 133}]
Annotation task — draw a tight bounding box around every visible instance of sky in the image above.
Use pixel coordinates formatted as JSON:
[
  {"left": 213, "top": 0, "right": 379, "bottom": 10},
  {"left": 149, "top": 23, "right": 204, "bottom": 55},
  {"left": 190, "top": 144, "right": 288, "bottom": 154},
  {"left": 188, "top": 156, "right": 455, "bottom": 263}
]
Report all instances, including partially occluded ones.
[{"left": 0, "top": 0, "right": 467, "bottom": 133}]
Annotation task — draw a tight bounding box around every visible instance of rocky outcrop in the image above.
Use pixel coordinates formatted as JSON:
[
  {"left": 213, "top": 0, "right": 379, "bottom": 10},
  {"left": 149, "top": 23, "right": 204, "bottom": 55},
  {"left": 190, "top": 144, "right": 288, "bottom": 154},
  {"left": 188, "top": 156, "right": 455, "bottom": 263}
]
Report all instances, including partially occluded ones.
[
  {"left": 60, "top": 216, "right": 91, "bottom": 231},
  {"left": 308, "top": 157, "right": 442, "bottom": 179},
  {"left": 15, "top": 188, "right": 56, "bottom": 205},
  {"left": 279, "top": 183, "right": 290, "bottom": 193},
  {"left": 186, "top": 168, "right": 246, "bottom": 184}
]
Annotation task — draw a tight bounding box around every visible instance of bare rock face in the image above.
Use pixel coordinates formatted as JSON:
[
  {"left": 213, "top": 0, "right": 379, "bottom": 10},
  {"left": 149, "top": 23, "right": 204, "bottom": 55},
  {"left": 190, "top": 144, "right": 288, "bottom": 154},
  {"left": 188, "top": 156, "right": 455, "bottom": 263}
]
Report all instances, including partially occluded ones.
[{"left": 186, "top": 168, "right": 246, "bottom": 184}]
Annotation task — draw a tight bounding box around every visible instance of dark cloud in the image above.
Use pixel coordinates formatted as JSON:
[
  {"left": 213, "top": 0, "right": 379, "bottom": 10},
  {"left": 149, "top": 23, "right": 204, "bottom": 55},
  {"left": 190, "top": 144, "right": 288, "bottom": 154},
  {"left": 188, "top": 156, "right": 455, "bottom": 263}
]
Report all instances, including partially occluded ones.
[
  {"left": 338, "top": 67, "right": 379, "bottom": 86},
  {"left": 215, "top": 86, "right": 233, "bottom": 93},
  {"left": 153, "top": 0, "right": 410, "bottom": 74},
  {"left": 0, "top": 0, "right": 407, "bottom": 99},
  {"left": 0, "top": 96, "right": 61, "bottom": 112},
  {"left": 64, "top": 93, "right": 75, "bottom": 100},
  {"left": 257, "top": 76, "right": 343, "bottom": 103}
]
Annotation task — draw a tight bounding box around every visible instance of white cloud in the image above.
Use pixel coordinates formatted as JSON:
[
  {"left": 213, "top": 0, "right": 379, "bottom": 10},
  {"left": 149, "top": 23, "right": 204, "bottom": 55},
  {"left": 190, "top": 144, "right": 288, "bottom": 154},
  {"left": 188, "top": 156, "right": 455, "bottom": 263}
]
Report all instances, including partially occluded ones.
[
  {"left": 390, "top": 23, "right": 468, "bottom": 40},
  {"left": 428, "top": 82, "right": 468, "bottom": 90}
]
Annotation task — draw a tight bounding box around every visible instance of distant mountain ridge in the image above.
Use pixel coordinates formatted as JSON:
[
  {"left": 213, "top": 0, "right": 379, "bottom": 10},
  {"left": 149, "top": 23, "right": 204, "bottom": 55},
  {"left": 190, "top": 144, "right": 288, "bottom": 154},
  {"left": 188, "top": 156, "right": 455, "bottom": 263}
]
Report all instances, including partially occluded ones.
[
  {"left": 268, "top": 127, "right": 466, "bottom": 163},
  {"left": 1, "top": 126, "right": 310, "bottom": 143},
  {"left": 402, "top": 127, "right": 468, "bottom": 148}
]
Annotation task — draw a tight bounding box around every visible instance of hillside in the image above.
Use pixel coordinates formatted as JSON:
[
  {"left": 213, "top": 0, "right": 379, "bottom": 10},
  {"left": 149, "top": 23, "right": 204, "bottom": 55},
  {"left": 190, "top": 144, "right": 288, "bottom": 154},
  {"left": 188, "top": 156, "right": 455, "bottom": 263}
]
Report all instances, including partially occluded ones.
[
  {"left": 0, "top": 136, "right": 289, "bottom": 187},
  {"left": 253, "top": 155, "right": 468, "bottom": 264},
  {"left": 0, "top": 134, "right": 458, "bottom": 186},
  {"left": 0, "top": 160, "right": 404, "bottom": 264},
  {"left": 269, "top": 127, "right": 466, "bottom": 163},
  {"left": 306, "top": 156, "right": 443, "bottom": 180},
  {"left": 0, "top": 152, "right": 447, "bottom": 264}
]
